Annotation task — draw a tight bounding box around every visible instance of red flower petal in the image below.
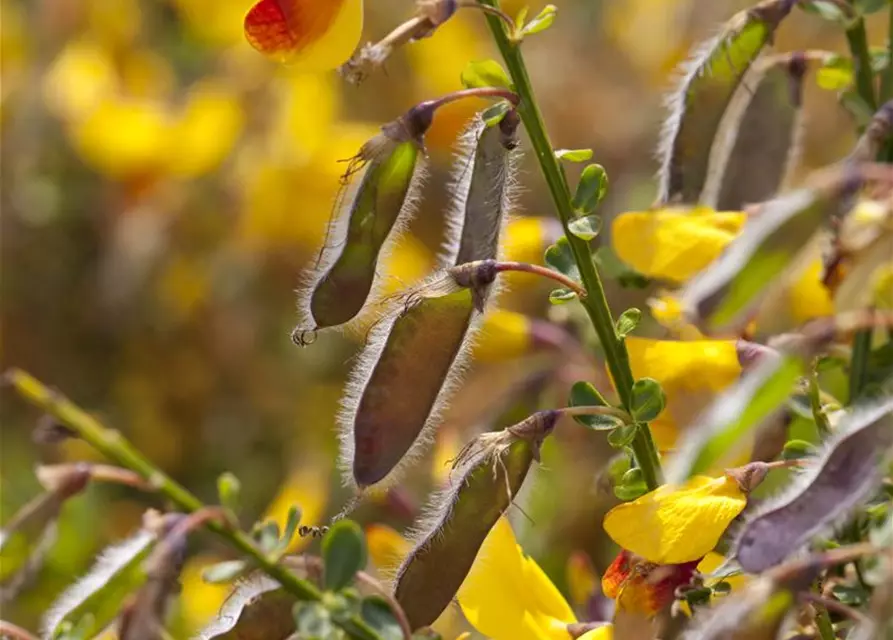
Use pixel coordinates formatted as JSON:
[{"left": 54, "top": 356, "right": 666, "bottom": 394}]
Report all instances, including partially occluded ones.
[{"left": 244, "top": 0, "right": 342, "bottom": 61}]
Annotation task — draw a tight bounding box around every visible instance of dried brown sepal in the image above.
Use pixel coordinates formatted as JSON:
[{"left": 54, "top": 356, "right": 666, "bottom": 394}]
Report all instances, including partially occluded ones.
[{"left": 392, "top": 412, "right": 558, "bottom": 630}]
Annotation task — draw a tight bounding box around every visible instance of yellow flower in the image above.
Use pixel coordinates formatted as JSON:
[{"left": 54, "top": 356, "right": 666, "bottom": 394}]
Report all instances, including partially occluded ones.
[
  {"left": 472, "top": 310, "right": 533, "bottom": 363},
  {"left": 611, "top": 207, "right": 746, "bottom": 283},
  {"left": 365, "top": 523, "right": 411, "bottom": 575},
  {"left": 603, "top": 475, "right": 747, "bottom": 565},
  {"left": 459, "top": 517, "right": 613, "bottom": 640},
  {"left": 244, "top": 0, "right": 363, "bottom": 69},
  {"left": 262, "top": 465, "right": 329, "bottom": 554},
  {"left": 624, "top": 336, "right": 741, "bottom": 451}
]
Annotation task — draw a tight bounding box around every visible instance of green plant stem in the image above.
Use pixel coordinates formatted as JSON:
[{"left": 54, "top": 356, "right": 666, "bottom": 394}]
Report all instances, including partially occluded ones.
[
  {"left": 849, "top": 329, "right": 872, "bottom": 402},
  {"left": 476, "top": 0, "right": 662, "bottom": 490},
  {"left": 845, "top": 9, "right": 877, "bottom": 112},
  {"left": 5, "top": 369, "right": 384, "bottom": 640}
]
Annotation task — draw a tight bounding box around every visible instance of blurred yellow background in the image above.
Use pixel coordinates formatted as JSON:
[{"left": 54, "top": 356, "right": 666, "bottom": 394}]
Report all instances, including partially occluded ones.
[{"left": 0, "top": 0, "right": 877, "bottom": 633}]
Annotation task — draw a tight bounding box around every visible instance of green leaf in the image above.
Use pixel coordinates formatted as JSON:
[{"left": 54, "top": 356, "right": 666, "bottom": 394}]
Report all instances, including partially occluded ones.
[
  {"left": 555, "top": 148, "right": 593, "bottom": 162},
  {"left": 615, "top": 308, "right": 641, "bottom": 338},
  {"left": 293, "top": 601, "right": 337, "bottom": 638},
  {"left": 854, "top": 0, "right": 888, "bottom": 15},
  {"left": 841, "top": 89, "right": 876, "bottom": 128},
  {"left": 322, "top": 520, "right": 367, "bottom": 592},
  {"left": 798, "top": 0, "right": 851, "bottom": 24},
  {"left": 567, "top": 214, "right": 602, "bottom": 241},
  {"left": 614, "top": 468, "right": 648, "bottom": 500},
  {"left": 782, "top": 439, "right": 816, "bottom": 460},
  {"left": 816, "top": 54, "right": 853, "bottom": 91},
  {"left": 548, "top": 288, "right": 577, "bottom": 305},
  {"left": 712, "top": 581, "right": 732, "bottom": 595},
  {"left": 543, "top": 236, "right": 579, "bottom": 279},
  {"left": 630, "top": 378, "right": 666, "bottom": 422},
  {"left": 460, "top": 59, "right": 512, "bottom": 90},
  {"left": 481, "top": 101, "right": 511, "bottom": 127},
  {"left": 568, "top": 381, "right": 624, "bottom": 430},
  {"left": 217, "top": 471, "right": 241, "bottom": 516},
  {"left": 520, "top": 4, "right": 557, "bottom": 36},
  {"left": 572, "top": 164, "right": 608, "bottom": 213},
  {"left": 256, "top": 521, "right": 281, "bottom": 554},
  {"left": 361, "top": 597, "right": 404, "bottom": 640},
  {"left": 275, "top": 505, "right": 303, "bottom": 555},
  {"left": 607, "top": 423, "right": 638, "bottom": 448},
  {"left": 202, "top": 559, "right": 248, "bottom": 584},
  {"left": 514, "top": 6, "right": 529, "bottom": 31}
]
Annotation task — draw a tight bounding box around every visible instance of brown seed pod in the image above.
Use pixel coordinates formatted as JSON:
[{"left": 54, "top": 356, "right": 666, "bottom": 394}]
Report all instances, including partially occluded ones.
[{"left": 392, "top": 411, "right": 558, "bottom": 630}]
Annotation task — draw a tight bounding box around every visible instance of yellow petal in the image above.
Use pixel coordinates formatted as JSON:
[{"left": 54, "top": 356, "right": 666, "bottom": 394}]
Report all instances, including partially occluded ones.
[
  {"left": 566, "top": 551, "right": 597, "bottom": 610},
  {"left": 167, "top": 82, "right": 244, "bottom": 178},
  {"left": 579, "top": 625, "right": 614, "bottom": 640},
  {"left": 432, "top": 427, "right": 462, "bottom": 485},
  {"left": 625, "top": 337, "right": 741, "bottom": 451},
  {"left": 648, "top": 293, "right": 705, "bottom": 340},
  {"left": 178, "top": 554, "right": 231, "bottom": 633},
  {"left": 472, "top": 310, "right": 533, "bottom": 363},
  {"left": 697, "top": 552, "right": 749, "bottom": 592},
  {"left": 604, "top": 475, "right": 747, "bottom": 564},
  {"left": 612, "top": 208, "right": 746, "bottom": 283},
  {"left": 458, "top": 517, "right": 576, "bottom": 640},
  {"left": 365, "top": 524, "right": 410, "bottom": 574},
  {"left": 786, "top": 259, "right": 833, "bottom": 324},
  {"left": 71, "top": 98, "right": 172, "bottom": 178},
  {"left": 244, "top": 0, "right": 363, "bottom": 70}
]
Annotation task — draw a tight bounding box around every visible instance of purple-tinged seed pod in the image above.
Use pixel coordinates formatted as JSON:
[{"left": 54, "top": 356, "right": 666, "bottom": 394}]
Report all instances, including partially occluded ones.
[
  {"left": 701, "top": 53, "right": 807, "bottom": 210},
  {"left": 392, "top": 411, "right": 559, "bottom": 630},
  {"left": 656, "top": 0, "right": 796, "bottom": 205},
  {"left": 339, "top": 109, "right": 520, "bottom": 489},
  {"left": 735, "top": 397, "right": 893, "bottom": 573}
]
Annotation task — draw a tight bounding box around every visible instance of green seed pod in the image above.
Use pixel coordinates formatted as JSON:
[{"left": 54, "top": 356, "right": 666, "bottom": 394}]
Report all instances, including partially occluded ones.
[
  {"left": 702, "top": 53, "right": 807, "bottom": 210},
  {"left": 680, "top": 168, "right": 861, "bottom": 335},
  {"left": 294, "top": 113, "right": 430, "bottom": 343},
  {"left": 42, "top": 513, "right": 177, "bottom": 639},
  {"left": 657, "top": 0, "right": 795, "bottom": 204},
  {"left": 443, "top": 108, "right": 521, "bottom": 267},
  {"left": 340, "top": 109, "right": 520, "bottom": 489},
  {"left": 393, "top": 411, "right": 558, "bottom": 630}
]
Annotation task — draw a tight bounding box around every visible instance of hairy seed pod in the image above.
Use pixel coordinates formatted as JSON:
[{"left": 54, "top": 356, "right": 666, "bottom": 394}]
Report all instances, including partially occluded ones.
[
  {"left": 294, "top": 112, "right": 430, "bottom": 343},
  {"left": 847, "top": 100, "right": 893, "bottom": 164},
  {"left": 393, "top": 411, "right": 558, "bottom": 630},
  {"left": 200, "top": 558, "right": 321, "bottom": 640},
  {"left": 657, "top": 0, "right": 795, "bottom": 204},
  {"left": 681, "top": 168, "right": 861, "bottom": 335},
  {"left": 340, "top": 111, "right": 520, "bottom": 489},
  {"left": 442, "top": 109, "right": 521, "bottom": 266},
  {"left": 735, "top": 397, "right": 893, "bottom": 573},
  {"left": 702, "top": 53, "right": 807, "bottom": 210},
  {"left": 43, "top": 513, "right": 177, "bottom": 638},
  {"left": 667, "top": 352, "right": 806, "bottom": 483}
]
